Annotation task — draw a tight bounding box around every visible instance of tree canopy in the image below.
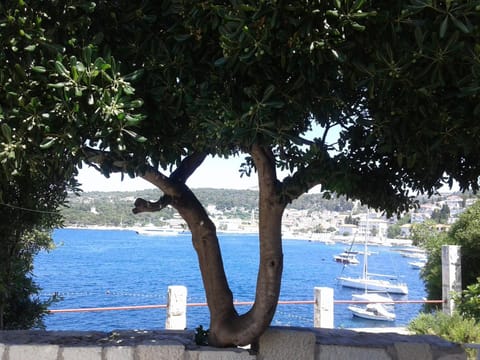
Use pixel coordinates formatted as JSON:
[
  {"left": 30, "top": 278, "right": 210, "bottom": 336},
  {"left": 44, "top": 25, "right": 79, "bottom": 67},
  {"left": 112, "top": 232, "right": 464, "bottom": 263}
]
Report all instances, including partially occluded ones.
[{"left": 2, "top": 0, "right": 480, "bottom": 346}]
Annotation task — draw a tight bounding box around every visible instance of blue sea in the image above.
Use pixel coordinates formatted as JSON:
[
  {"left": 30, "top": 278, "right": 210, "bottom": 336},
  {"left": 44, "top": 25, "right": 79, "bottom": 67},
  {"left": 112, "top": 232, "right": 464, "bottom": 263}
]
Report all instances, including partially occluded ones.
[{"left": 34, "top": 229, "right": 426, "bottom": 331}]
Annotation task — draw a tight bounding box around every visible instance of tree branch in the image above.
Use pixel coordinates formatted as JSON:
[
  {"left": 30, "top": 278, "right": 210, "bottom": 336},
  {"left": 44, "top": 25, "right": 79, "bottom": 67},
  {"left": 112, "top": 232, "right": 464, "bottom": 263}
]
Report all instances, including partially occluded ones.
[
  {"left": 171, "top": 152, "right": 207, "bottom": 183},
  {"left": 132, "top": 195, "right": 172, "bottom": 214},
  {"left": 132, "top": 153, "right": 206, "bottom": 214}
]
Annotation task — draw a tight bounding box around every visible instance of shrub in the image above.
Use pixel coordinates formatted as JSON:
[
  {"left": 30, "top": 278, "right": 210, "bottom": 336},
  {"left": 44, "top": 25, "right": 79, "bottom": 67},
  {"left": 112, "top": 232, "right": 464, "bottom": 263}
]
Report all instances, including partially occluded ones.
[
  {"left": 454, "top": 278, "right": 480, "bottom": 323},
  {"left": 408, "top": 312, "right": 480, "bottom": 359}
]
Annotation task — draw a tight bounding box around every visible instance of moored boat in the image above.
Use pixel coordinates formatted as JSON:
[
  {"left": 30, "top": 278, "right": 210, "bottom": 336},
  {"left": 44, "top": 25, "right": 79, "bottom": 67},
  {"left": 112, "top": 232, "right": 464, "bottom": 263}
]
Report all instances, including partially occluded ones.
[
  {"left": 348, "top": 303, "right": 396, "bottom": 321},
  {"left": 135, "top": 227, "right": 180, "bottom": 236},
  {"left": 333, "top": 252, "right": 360, "bottom": 265}
]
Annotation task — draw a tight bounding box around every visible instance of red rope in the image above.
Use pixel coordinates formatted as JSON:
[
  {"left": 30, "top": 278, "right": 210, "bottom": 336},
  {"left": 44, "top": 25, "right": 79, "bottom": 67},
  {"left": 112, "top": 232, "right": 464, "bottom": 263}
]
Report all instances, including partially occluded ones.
[{"left": 49, "top": 299, "right": 443, "bottom": 313}]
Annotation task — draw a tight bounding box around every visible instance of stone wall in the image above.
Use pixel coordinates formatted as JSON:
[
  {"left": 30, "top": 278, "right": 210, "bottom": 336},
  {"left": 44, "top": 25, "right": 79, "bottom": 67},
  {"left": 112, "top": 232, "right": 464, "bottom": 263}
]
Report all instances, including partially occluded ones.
[{"left": 0, "top": 327, "right": 466, "bottom": 360}]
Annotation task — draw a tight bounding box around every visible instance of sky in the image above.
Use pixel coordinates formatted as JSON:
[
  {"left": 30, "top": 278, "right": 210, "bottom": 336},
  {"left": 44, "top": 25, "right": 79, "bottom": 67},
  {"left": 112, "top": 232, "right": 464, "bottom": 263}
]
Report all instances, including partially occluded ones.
[{"left": 76, "top": 155, "right": 261, "bottom": 192}]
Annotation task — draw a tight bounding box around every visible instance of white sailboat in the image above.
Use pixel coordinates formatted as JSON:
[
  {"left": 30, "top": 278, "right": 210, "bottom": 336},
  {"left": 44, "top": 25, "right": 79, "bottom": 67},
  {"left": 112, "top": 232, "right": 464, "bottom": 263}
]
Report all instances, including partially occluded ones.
[
  {"left": 352, "top": 291, "right": 394, "bottom": 304},
  {"left": 338, "top": 213, "right": 408, "bottom": 295},
  {"left": 339, "top": 273, "right": 408, "bottom": 294}
]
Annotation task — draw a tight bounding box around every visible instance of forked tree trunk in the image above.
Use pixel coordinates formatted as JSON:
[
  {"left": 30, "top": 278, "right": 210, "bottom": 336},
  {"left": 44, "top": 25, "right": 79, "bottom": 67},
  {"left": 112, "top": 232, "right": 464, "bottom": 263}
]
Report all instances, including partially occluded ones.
[{"left": 138, "top": 146, "right": 286, "bottom": 347}]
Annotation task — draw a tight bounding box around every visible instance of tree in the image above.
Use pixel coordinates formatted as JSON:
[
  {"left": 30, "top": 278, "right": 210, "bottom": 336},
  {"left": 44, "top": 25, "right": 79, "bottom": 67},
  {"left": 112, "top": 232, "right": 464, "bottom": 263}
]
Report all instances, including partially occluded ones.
[
  {"left": 413, "top": 201, "right": 480, "bottom": 310},
  {"left": 0, "top": 141, "right": 73, "bottom": 328},
  {"left": 344, "top": 215, "right": 359, "bottom": 226},
  {"left": 411, "top": 221, "right": 449, "bottom": 307},
  {"left": 0, "top": 3, "right": 79, "bottom": 328},
  {"left": 448, "top": 200, "right": 480, "bottom": 289},
  {"left": 2, "top": 0, "right": 480, "bottom": 347},
  {"left": 431, "top": 204, "right": 450, "bottom": 224}
]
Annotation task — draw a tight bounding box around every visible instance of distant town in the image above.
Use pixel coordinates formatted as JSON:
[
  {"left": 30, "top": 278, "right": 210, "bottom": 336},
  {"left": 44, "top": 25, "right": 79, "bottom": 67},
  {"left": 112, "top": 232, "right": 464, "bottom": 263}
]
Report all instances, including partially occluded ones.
[{"left": 62, "top": 189, "right": 478, "bottom": 245}]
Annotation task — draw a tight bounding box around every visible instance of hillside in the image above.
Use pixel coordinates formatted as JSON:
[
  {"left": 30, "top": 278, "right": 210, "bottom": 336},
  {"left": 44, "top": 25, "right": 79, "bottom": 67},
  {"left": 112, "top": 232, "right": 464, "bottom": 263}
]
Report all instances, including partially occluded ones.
[
  {"left": 61, "top": 188, "right": 356, "bottom": 228},
  {"left": 61, "top": 188, "right": 473, "bottom": 229}
]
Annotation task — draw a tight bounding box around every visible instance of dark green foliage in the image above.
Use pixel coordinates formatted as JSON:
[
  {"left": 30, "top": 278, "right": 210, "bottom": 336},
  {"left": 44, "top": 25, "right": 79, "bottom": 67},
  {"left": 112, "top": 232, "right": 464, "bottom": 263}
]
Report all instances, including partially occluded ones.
[
  {"left": 454, "top": 278, "right": 480, "bottom": 323},
  {"left": 0, "top": 2, "right": 79, "bottom": 328},
  {"left": 431, "top": 204, "right": 451, "bottom": 224},
  {"left": 3, "top": 0, "right": 480, "bottom": 216},
  {"left": 387, "top": 224, "right": 401, "bottom": 239},
  {"left": 344, "top": 215, "right": 359, "bottom": 225},
  {"left": 0, "top": 271, "right": 60, "bottom": 330},
  {"left": 2, "top": 0, "right": 480, "bottom": 337},
  {"left": 0, "top": 176, "right": 67, "bottom": 329},
  {"left": 448, "top": 201, "right": 480, "bottom": 289},
  {"left": 413, "top": 201, "right": 480, "bottom": 311}
]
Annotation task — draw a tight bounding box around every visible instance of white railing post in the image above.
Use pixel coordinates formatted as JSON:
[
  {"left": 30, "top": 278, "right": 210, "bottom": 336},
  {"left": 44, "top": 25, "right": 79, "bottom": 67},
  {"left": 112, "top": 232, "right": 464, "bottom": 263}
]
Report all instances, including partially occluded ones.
[
  {"left": 314, "top": 287, "right": 334, "bottom": 328},
  {"left": 442, "top": 245, "right": 462, "bottom": 315},
  {"left": 165, "top": 285, "right": 187, "bottom": 330}
]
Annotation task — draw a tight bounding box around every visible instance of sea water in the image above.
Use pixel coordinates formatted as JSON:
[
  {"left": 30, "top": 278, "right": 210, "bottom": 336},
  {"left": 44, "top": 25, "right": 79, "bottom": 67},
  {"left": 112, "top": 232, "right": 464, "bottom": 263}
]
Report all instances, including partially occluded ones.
[{"left": 34, "top": 229, "right": 426, "bottom": 331}]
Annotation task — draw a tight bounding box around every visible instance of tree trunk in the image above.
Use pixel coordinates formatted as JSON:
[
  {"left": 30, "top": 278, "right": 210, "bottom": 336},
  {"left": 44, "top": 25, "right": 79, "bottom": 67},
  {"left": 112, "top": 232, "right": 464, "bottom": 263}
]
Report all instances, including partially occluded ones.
[{"left": 138, "top": 147, "right": 286, "bottom": 347}]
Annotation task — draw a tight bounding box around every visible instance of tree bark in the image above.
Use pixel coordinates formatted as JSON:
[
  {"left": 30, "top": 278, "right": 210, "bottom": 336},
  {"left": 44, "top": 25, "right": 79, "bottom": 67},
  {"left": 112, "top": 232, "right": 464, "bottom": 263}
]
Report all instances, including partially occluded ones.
[{"left": 136, "top": 147, "right": 286, "bottom": 347}]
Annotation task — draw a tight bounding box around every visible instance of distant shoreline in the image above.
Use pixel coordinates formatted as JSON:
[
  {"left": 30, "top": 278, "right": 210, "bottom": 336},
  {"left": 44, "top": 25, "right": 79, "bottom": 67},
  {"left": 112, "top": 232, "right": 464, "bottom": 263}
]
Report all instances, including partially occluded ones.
[{"left": 60, "top": 226, "right": 413, "bottom": 246}]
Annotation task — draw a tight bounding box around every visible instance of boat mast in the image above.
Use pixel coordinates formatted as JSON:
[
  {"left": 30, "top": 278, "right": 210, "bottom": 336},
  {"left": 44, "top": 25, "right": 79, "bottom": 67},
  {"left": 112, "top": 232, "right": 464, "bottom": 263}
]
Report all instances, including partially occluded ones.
[{"left": 363, "top": 209, "right": 369, "bottom": 293}]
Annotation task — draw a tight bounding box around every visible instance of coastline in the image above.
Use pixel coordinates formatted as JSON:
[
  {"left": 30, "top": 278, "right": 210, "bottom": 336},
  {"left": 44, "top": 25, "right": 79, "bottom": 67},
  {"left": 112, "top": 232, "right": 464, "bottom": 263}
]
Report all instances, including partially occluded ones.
[{"left": 60, "top": 225, "right": 413, "bottom": 247}]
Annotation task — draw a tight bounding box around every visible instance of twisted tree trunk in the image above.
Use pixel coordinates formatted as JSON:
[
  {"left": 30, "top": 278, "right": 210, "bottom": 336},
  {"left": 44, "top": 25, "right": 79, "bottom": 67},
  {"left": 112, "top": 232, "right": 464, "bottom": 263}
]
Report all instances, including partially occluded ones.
[{"left": 134, "top": 145, "right": 286, "bottom": 347}]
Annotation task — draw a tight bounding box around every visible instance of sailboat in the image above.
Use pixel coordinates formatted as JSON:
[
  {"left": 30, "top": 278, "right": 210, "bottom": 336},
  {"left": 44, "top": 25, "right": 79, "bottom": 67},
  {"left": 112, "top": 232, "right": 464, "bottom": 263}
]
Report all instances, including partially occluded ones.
[
  {"left": 351, "top": 291, "right": 394, "bottom": 304},
  {"left": 337, "top": 213, "right": 408, "bottom": 295}
]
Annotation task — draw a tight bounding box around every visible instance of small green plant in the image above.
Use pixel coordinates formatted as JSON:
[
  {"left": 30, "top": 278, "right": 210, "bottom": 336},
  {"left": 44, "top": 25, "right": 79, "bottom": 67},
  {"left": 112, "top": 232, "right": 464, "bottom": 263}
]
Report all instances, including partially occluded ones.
[
  {"left": 408, "top": 311, "right": 480, "bottom": 359},
  {"left": 195, "top": 325, "right": 209, "bottom": 346}
]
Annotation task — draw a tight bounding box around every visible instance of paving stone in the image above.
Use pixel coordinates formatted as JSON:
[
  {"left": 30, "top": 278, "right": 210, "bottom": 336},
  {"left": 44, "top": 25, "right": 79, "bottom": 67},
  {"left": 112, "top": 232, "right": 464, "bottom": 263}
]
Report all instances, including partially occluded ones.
[
  {"left": 8, "top": 344, "right": 60, "bottom": 360},
  {"left": 61, "top": 346, "right": 102, "bottom": 360},
  {"left": 104, "top": 345, "right": 135, "bottom": 360},
  {"left": 136, "top": 342, "right": 185, "bottom": 360},
  {"left": 188, "top": 347, "right": 255, "bottom": 360},
  {"left": 259, "top": 327, "right": 316, "bottom": 360},
  {"left": 394, "top": 342, "right": 432, "bottom": 360}
]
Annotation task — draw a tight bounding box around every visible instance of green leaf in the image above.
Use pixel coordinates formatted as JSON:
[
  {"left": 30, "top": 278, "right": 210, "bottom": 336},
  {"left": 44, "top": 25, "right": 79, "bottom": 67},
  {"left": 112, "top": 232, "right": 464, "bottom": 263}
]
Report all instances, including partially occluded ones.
[
  {"left": 122, "top": 129, "right": 147, "bottom": 142},
  {"left": 351, "top": 22, "right": 366, "bottom": 31},
  {"left": 414, "top": 27, "right": 424, "bottom": 48},
  {"left": 31, "top": 65, "right": 46, "bottom": 73},
  {"left": 82, "top": 46, "right": 92, "bottom": 64},
  {"left": 262, "top": 85, "right": 275, "bottom": 102},
  {"left": 214, "top": 57, "right": 227, "bottom": 67},
  {"left": 352, "top": 0, "right": 366, "bottom": 12},
  {"left": 47, "top": 82, "right": 67, "bottom": 88},
  {"left": 75, "top": 61, "right": 86, "bottom": 73},
  {"left": 122, "top": 69, "right": 144, "bottom": 82},
  {"left": 24, "top": 44, "right": 36, "bottom": 52},
  {"left": 440, "top": 16, "right": 448, "bottom": 38},
  {"left": 125, "top": 114, "right": 145, "bottom": 126},
  {"left": 128, "top": 99, "right": 144, "bottom": 108},
  {"left": 39, "top": 137, "right": 57, "bottom": 149},
  {"left": 1, "top": 123, "right": 12, "bottom": 141},
  {"left": 450, "top": 16, "right": 469, "bottom": 33},
  {"left": 263, "top": 101, "right": 284, "bottom": 109},
  {"left": 174, "top": 34, "right": 191, "bottom": 41},
  {"left": 55, "top": 61, "right": 69, "bottom": 77}
]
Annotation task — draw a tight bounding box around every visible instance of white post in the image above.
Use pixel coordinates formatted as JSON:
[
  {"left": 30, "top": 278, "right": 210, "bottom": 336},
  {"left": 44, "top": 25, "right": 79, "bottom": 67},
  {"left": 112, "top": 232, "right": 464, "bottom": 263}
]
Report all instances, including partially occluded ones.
[
  {"left": 314, "top": 287, "right": 334, "bottom": 328},
  {"left": 165, "top": 285, "right": 187, "bottom": 330},
  {"left": 442, "top": 245, "right": 462, "bottom": 315}
]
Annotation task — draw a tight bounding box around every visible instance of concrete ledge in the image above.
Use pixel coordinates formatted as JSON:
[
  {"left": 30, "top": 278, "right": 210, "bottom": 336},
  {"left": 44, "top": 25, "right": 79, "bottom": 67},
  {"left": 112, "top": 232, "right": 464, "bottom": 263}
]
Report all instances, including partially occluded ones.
[{"left": 0, "top": 327, "right": 467, "bottom": 360}]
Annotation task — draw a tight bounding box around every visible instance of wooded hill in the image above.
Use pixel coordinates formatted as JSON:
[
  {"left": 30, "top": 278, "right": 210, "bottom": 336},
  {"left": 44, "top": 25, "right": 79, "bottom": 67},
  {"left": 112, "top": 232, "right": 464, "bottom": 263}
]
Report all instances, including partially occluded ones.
[
  {"left": 61, "top": 188, "right": 465, "bottom": 228},
  {"left": 61, "top": 188, "right": 357, "bottom": 228}
]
